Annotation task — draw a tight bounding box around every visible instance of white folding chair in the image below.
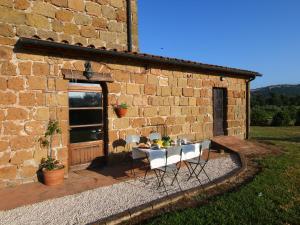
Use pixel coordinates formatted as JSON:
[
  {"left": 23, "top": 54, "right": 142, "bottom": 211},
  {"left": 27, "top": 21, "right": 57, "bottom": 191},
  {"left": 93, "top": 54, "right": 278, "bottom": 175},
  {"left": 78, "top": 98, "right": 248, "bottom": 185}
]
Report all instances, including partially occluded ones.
[
  {"left": 149, "top": 146, "right": 182, "bottom": 194},
  {"left": 182, "top": 143, "right": 203, "bottom": 184},
  {"left": 126, "top": 135, "right": 144, "bottom": 176},
  {"left": 184, "top": 140, "right": 213, "bottom": 185},
  {"left": 149, "top": 132, "right": 161, "bottom": 141}
]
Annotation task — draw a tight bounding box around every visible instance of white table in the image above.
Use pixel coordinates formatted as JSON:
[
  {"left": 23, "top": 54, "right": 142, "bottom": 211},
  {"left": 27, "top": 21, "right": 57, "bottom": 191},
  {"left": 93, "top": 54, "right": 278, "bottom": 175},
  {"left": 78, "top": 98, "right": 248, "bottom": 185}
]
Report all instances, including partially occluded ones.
[{"left": 132, "top": 142, "right": 201, "bottom": 160}]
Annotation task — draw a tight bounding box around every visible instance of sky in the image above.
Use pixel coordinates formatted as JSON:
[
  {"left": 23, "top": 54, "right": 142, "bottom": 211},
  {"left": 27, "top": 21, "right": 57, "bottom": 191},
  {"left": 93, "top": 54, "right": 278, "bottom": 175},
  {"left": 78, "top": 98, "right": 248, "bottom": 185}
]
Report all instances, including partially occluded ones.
[{"left": 137, "top": 0, "right": 300, "bottom": 88}]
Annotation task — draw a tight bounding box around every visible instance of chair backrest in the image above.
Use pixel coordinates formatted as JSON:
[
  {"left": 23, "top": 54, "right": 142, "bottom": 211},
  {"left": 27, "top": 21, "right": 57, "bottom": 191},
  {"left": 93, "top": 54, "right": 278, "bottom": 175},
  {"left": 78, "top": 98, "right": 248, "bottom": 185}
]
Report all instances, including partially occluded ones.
[
  {"left": 182, "top": 143, "right": 201, "bottom": 160},
  {"left": 149, "top": 132, "right": 161, "bottom": 141},
  {"left": 201, "top": 140, "right": 211, "bottom": 150},
  {"left": 201, "top": 139, "right": 211, "bottom": 162},
  {"left": 166, "top": 146, "right": 182, "bottom": 166},
  {"left": 149, "top": 150, "right": 166, "bottom": 169},
  {"left": 125, "top": 135, "right": 140, "bottom": 144}
]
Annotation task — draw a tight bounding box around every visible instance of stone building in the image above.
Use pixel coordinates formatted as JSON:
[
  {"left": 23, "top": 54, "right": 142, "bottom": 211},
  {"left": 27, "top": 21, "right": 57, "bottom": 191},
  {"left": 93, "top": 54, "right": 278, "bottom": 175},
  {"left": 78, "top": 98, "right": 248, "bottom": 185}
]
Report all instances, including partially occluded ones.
[{"left": 0, "top": 0, "right": 260, "bottom": 187}]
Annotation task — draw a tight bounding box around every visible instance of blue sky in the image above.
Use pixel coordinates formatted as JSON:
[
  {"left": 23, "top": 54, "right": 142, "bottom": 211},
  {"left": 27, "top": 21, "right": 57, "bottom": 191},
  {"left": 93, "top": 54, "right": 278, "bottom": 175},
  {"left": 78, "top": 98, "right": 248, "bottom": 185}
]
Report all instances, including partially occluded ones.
[{"left": 137, "top": 0, "right": 300, "bottom": 88}]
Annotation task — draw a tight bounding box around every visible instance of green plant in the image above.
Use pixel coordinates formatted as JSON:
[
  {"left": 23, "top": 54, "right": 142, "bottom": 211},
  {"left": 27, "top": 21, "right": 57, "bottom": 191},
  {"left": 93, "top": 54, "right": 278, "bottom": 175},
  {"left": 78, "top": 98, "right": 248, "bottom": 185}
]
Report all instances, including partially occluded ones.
[
  {"left": 271, "top": 111, "right": 291, "bottom": 126},
  {"left": 251, "top": 108, "right": 271, "bottom": 126},
  {"left": 115, "top": 102, "right": 128, "bottom": 109},
  {"left": 162, "top": 136, "right": 171, "bottom": 147},
  {"left": 38, "top": 120, "right": 63, "bottom": 171},
  {"left": 295, "top": 110, "right": 300, "bottom": 126}
]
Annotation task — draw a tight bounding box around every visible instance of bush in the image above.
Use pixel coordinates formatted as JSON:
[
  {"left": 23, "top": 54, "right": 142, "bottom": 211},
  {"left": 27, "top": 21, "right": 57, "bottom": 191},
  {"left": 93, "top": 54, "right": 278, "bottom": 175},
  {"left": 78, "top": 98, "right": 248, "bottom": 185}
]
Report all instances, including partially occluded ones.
[
  {"left": 251, "top": 108, "right": 270, "bottom": 126},
  {"left": 295, "top": 110, "right": 300, "bottom": 126},
  {"left": 271, "top": 111, "right": 291, "bottom": 126}
]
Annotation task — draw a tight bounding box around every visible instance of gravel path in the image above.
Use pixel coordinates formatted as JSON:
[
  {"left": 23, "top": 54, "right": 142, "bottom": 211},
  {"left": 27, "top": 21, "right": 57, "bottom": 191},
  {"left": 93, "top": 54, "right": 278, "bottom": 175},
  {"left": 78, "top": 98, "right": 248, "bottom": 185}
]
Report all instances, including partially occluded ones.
[{"left": 0, "top": 154, "right": 240, "bottom": 225}]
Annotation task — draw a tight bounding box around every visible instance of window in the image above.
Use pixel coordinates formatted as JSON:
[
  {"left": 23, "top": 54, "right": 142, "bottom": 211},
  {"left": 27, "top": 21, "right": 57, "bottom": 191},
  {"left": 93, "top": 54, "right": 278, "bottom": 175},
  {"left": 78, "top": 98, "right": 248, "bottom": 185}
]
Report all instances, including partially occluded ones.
[{"left": 69, "top": 82, "right": 103, "bottom": 143}]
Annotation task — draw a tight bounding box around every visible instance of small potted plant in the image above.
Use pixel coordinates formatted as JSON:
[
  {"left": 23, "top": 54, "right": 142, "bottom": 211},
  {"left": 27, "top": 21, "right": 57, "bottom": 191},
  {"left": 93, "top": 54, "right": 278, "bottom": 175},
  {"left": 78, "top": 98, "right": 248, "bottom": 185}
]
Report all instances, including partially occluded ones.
[
  {"left": 162, "top": 136, "right": 171, "bottom": 147},
  {"left": 114, "top": 102, "right": 128, "bottom": 118},
  {"left": 38, "top": 120, "right": 64, "bottom": 186}
]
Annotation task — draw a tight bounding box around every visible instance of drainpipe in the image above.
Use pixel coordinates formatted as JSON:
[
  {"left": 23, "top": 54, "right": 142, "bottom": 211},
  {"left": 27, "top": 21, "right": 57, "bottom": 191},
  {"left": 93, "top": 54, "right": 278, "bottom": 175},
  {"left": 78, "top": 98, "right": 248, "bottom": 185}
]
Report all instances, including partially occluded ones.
[
  {"left": 126, "top": 0, "right": 133, "bottom": 52},
  {"left": 246, "top": 76, "right": 255, "bottom": 139}
]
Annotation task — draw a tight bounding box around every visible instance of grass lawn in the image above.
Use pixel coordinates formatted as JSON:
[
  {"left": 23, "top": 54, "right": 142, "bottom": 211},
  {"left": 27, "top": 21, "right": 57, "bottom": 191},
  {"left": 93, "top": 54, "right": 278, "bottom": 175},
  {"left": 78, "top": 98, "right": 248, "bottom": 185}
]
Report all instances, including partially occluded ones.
[{"left": 146, "top": 127, "right": 300, "bottom": 225}]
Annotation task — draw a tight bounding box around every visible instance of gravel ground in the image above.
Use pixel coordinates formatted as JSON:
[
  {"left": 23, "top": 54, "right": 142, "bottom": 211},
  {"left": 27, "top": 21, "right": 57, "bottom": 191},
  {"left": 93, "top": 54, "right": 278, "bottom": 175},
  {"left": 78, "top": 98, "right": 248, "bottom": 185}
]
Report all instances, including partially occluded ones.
[{"left": 0, "top": 154, "right": 240, "bottom": 225}]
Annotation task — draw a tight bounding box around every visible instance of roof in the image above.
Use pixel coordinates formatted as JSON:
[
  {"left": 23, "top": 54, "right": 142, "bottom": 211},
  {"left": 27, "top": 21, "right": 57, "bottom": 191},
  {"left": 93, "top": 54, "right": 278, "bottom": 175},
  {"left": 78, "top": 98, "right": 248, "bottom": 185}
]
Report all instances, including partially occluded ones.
[{"left": 15, "top": 37, "right": 262, "bottom": 79}]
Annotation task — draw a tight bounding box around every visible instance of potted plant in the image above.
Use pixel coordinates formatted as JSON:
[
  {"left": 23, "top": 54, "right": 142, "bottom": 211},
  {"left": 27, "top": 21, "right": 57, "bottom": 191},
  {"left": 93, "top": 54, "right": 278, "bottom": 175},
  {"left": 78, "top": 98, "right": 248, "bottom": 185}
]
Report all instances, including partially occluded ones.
[
  {"left": 162, "top": 136, "right": 171, "bottom": 147},
  {"left": 114, "top": 102, "right": 128, "bottom": 118},
  {"left": 38, "top": 120, "right": 64, "bottom": 186}
]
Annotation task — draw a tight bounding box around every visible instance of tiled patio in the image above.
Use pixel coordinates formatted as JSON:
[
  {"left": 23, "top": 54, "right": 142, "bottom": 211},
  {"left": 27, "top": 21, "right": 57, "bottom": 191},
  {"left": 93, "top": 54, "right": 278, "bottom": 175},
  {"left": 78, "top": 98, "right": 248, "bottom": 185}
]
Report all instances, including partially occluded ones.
[{"left": 0, "top": 149, "right": 226, "bottom": 211}]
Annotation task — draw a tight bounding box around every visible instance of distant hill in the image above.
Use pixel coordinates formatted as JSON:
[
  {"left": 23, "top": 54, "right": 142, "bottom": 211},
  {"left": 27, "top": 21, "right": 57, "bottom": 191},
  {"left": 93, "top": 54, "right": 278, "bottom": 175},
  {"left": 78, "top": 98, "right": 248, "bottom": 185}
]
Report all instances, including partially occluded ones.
[{"left": 251, "top": 84, "right": 300, "bottom": 97}]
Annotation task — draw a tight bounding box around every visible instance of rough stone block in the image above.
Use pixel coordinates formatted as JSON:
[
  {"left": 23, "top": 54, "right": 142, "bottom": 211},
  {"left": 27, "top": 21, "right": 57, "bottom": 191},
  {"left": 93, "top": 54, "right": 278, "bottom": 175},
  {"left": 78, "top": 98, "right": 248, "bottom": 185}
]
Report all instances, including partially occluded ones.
[
  {"left": 18, "top": 62, "right": 32, "bottom": 75},
  {"left": 0, "top": 141, "right": 9, "bottom": 152},
  {"left": 116, "top": 8, "right": 126, "bottom": 22},
  {"left": 28, "top": 76, "right": 46, "bottom": 90},
  {"left": 26, "top": 14, "right": 50, "bottom": 29},
  {"left": 126, "top": 83, "right": 140, "bottom": 95},
  {"left": 183, "top": 88, "right": 194, "bottom": 97},
  {"left": 92, "top": 17, "right": 107, "bottom": 29},
  {"left": 0, "top": 61, "right": 16, "bottom": 76},
  {"left": 63, "top": 23, "right": 80, "bottom": 35},
  {"left": 68, "top": 0, "right": 84, "bottom": 11},
  {"left": 130, "top": 118, "right": 146, "bottom": 128},
  {"left": 111, "top": 0, "right": 123, "bottom": 8},
  {"left": 0, "top": 23, "right": 14, "bottom": 37},
  {"left": 11, "top": 150, "right": 32, "bottom": 165},
  {"left": 102, "top": 5, "right": 116, "bottom": 20},
  {"left": 0, "top": 152, "right": 10, "bottom": 165},
  {"left": 108, "top": 83, "right": 121, "bottom": 93},
  {"left": 35, "top": 108, "right": 49, "bottom": 121},
  {"left": 0, "top": 77, "right": 6, "bottom": 90},
  {"left": 32, "top": 62, "right": 49, "bottom": 76},
  {"left": 143, "top": 107, "right": 157, "bottom": 117},
  {"left": 20, "top": 165, "right": 37, "bottom": 177},
  {"left": 144, "top": 84, "right": 156, "bottom": 95},
  {"left": 55, "top": 9, "right": 73, "bottom": 22},
  {"left": 86, "top": 1, "right": 102, "bottom": 16},
  {"left": 80, "top": 26, "right": 98, "bottom": 38},
  {"left": 32, "top": 1, "right": 57, "bottom": 18},
  {"left": 51, "top": 0, "right": 67, "bottom": 7},
  {"left": 14, "top": 0, "right": 30, "bottom": 10},
  {"left": 0, "top": 6, "right": 25, "bottom": 24},
  {"left": 16, "top": 25, "right": 36, "bottom": 38},
  {"left": 108, "top": 20, "right": 123, "bottom": 32},
  {"left": 113, "top": 118, "right": 129, "bottom": 129},
  {"left": 6, "top": 108, "right": 28, "bottom": 120},
  {"left": 19, "top": 92, "right": 35, "bottom": 106},
  {"left": 161, "top": 87, "right": 171, "bottom": 96},
  {"left": 0, "top": 46, "right": 12, "bottom": 60},
  {"left": 7, "top": 77, "right": 24, "bottom": 91},
  {"left": 24, "top": 121, "right": 45, "bottom": 135},
  {"left": 0, "top": 166, "right": 17, "bottom": 179},
  {"left": 0, "top": 92, "right": 16, "bottom": 105},
  {"left": 3, "top": 121, "right": 23, "bottom": 135},
  {"left": 74, "top": 13, "right": 91, "bottom": 25}
]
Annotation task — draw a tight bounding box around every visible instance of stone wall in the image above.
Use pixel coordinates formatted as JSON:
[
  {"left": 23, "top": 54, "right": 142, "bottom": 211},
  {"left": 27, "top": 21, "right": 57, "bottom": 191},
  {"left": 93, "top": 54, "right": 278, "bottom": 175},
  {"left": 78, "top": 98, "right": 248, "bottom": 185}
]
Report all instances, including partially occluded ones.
[
  {"left": 0, "top": 0, "right": 138, "bottom": 51},
  {"left": 0, "top": 0, "right": 247, "bottom": 188},
  {"left": 0, "top": 0, "right": 139, "bottom": 187},
  {"left": 105, "top": 65, "right": 247, "bottom": 155},
  {"left": 0, "top": 52, "right": 247, "bottom": 188}
]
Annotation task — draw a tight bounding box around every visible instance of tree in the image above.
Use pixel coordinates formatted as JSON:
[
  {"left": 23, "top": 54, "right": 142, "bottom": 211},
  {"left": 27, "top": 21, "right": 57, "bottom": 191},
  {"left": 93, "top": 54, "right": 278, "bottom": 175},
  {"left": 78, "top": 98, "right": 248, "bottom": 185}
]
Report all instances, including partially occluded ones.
[
  {"left": 295, "top": 110, "right": 300, "bottom": 126},
  {"left": 251, "top": 108, "right": 270, "bottom": 126},
  {"left": 271, "top": 111, "right": 291, "bottom": 126}
]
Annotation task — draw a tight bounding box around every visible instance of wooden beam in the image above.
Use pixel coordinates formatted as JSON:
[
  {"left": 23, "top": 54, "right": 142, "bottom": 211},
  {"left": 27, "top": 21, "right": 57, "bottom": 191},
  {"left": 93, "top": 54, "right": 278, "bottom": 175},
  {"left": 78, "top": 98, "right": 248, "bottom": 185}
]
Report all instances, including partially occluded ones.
[{"left": 62, "top": 69, "right": 113, "bottom": 82}]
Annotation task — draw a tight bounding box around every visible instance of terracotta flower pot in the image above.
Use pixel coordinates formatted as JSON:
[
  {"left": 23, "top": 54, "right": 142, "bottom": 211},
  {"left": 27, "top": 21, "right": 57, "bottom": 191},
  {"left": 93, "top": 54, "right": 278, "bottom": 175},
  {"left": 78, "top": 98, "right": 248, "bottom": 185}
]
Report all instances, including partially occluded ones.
[
  {"left": 43, "top": 167, "right": 64, "bottom": 186},
  {"left": 116, "top": 108, "right": 127, "bottom": 118}
]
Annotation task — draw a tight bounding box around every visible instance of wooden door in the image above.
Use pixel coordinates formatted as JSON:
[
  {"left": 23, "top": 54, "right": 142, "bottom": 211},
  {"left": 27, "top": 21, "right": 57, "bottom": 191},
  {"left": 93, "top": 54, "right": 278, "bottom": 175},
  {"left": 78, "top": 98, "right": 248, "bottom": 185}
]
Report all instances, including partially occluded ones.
[
  {"left": 68, "top": 82, "right": 105, "bottom": 170},
  {"left": 213, "top": 88, "right": 227, "bottom": 136}
]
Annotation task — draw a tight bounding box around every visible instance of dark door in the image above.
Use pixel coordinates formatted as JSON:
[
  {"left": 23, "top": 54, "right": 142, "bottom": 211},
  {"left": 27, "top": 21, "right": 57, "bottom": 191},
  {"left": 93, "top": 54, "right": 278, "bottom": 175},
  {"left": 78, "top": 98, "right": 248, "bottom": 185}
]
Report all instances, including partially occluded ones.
[
  {"left": 213, "top": 88, "right": 227, "bottom": 136},
  {"left": 68, "top": 82, "right": 105, "bottom": 170}
]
